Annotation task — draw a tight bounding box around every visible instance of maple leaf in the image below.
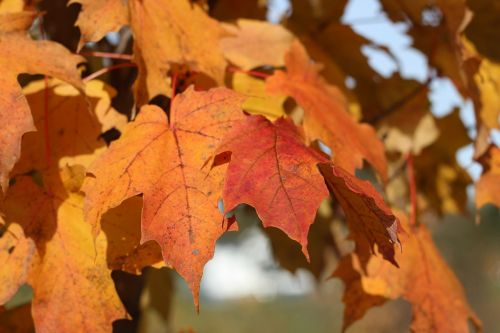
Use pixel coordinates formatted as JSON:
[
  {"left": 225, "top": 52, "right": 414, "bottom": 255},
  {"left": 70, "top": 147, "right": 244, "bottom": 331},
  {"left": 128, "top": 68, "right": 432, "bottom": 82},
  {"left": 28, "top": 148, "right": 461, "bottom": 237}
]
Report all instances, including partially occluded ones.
[
  {"left": 414, "top": 111, "right": 472, "bottom": 215},
  {"left": 101, "top": 196, "right": 164, "bottom": 273},
  {"left": 210, "top": 0, "right": 267, "bottom": 21},
  {"left": 379, "top": 87, "right": 439, "bottom": 155},
  {"left": 266, "top": 40, "right": 388, "bottom": 180},
  {"left": 0, "top": 220, "right": 35, "bottom": 305},
  {"left": 0, "top": 0, "right": 24, "bottom": 14},
  {"left": 0, "top": 169, "right": 126, "bottom": 333},
  {"left": 0, "top": 11, "right": 84, "bottom": 193},
  {"left": 465, "top": 0, "right": 500, "bottom": 62},
  {"left": 13, "top": 79, "right": 126, "bottom": 176},
  {"left": 220, "top": 19, "right": 294, "bottom": 70},
  {"left": 319, "top": 164, "right": 400, "bottom": 266},
  {"left": 476, "top": 145, "right": 500, "bottom": 212},
  {"left": 231, "top": 72, "right": 286, "bottom": 120},
  {"left": 214, "top": 115, "right": 330, "bottom": 258},
  {"left": 69, "top": 0, "right": 129, "bottom": 50},
  {"left": 380, "top": 0, "right": 468, "bottom": 91},
  {"left": 466, "top": 56, "right": 500, "bottom": 130},
  {"left": 0, "top": 76, "right": 138, "bottom": 332},
  {"left": 334, "top": 213, "right": 482, "bottom": 333},
  {"left": 82, "top": 87, "right": 245, "bottom": 305},
  {"left": 74, "top": 0, "right": 227, "bottom": 101}
]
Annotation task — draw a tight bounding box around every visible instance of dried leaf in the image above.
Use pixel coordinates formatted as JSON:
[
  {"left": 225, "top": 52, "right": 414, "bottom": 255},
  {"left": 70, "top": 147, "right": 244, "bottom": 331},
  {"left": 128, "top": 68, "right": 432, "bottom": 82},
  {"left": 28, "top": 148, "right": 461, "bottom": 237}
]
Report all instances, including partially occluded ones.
[{"left": 319, "top": 164, "right": 400, "bottom": 266}]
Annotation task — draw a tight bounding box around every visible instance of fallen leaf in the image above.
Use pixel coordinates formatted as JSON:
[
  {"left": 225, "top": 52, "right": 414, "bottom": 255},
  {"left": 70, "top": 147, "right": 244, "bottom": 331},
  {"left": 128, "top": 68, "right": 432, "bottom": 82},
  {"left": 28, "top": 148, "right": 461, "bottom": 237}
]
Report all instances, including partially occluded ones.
[
  {"left": 0, "top": 11, "right": 84, "bottom": 193},
  {"left": 215, "top": 115, "right": 329, "bottom": 258},
  {"left": 266, "top": 40, "right": 388, "bottom": 180},
  {"left": 83, "top": 87, "right": 245, "bottom": 305}
]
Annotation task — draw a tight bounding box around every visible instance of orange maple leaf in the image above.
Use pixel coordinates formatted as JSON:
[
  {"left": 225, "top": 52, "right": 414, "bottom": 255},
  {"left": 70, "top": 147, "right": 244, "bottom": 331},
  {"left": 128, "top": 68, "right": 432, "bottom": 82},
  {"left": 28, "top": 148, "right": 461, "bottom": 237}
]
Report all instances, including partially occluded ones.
[
  {"left": 0, "top": 12, "right": 83, "bottom": 193},
  {"left": 266, "top": 40, "right": 388, "bottom": 181},
  {"left": 334, "top": 213, "right": 482, "bottom": 333},
  {"left": 83, "top": 87, "right": 245, "bottom": 306}
]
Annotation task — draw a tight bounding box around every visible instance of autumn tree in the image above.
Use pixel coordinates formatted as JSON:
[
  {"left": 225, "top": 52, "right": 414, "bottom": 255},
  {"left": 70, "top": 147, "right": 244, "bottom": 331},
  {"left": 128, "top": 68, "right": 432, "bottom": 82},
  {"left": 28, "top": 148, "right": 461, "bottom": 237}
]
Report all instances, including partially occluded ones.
[{"left": 0, "top": 0, "right": 498, "bottom": 332}]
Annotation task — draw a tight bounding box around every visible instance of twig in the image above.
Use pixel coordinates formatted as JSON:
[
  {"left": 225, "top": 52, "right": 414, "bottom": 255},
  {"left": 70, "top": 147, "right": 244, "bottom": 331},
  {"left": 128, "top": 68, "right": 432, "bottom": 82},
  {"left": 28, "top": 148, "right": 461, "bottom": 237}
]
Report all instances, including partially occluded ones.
[
  {"left": 406, "top": 152, "right": 417, "bottom": 226},
  {"left": 83, "top": 63, "right": 137, "bottom": 82},
  {"left": 79, "top": 51, "right": 133, "bottom": 61}
]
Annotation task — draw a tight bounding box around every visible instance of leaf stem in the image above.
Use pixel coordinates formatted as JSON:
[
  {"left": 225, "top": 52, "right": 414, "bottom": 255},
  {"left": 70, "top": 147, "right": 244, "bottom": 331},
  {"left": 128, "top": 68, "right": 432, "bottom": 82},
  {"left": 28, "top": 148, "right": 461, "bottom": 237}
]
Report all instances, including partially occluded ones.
[
  {"left": 43, "top": 75, "right": 51, "bottom": 168},
  {"left": 39, "top": 17, "right": 51, "bottom": 168},
  {"left": 79, "top": 51, "right": 133, "bottom": 60},
  {"left": 170, "top": 72, "right": 178, "bottom": 127},
  {"left": 82, "top": 62, "right": 137, "bottom": 82},
  {"left": 406, "top": 152, "right": 417, "bottom": 226},
  {"left": 227, "top": 65, "right": 271, "bottom": 79}
]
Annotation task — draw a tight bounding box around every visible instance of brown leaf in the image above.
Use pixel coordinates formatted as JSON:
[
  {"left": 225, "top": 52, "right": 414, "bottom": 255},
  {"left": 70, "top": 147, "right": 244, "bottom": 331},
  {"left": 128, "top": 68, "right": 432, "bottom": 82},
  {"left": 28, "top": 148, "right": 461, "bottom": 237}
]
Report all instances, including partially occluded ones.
[
  {"left": 319, "top": 164, "right": 400, "bottom": 267},
  {"left": 380, "top": 0, "right": 468, "bottom": 90},
  {"left": 0, "top": 304, "right": 34, "bottom": 333},
  {"left": 83, "top": 87, "right": 245, "bottom": 305},
  {"left": 0, "top": 11, "right": 84, "bottom": 193}
]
